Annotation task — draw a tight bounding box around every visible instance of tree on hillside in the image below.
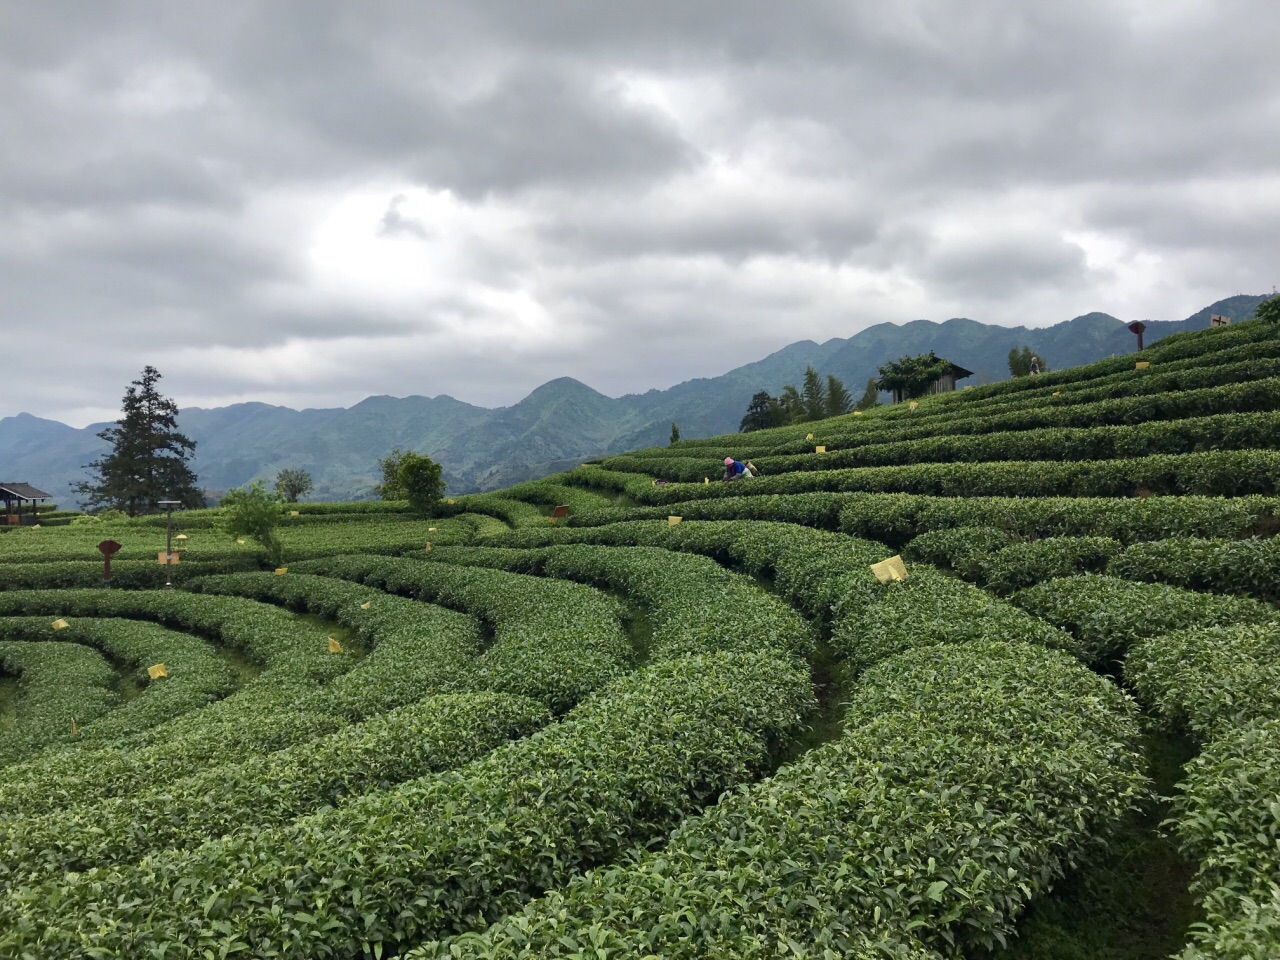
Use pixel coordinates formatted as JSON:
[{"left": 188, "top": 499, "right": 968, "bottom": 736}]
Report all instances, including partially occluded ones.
[
  {"left": 76, "top": 366, "right": 203, "bottom": 515},
  {"left": 875, "top": 352, "right": 951, "bottom": 402},
  {"left": 826, "top": 375, "right": 853, "bottom": 417},
  {"left": 740, "top": 391, "right": 778, "bottom": 432},
  {"left": 1008, "top": 346, "right": 1048, "bottom": 377},
  {"left": 855, "top": 377, "right": 881, "bottom": 411},
  {"left": 777, "top": 384, "right": 803, "bottom": 424},
  {"left": 801, "top": 366, "right": 827, "bottom": 422},
  {"left": 275, "top": 468, "right": 313, "bottom": 503},
  {"left": 669, "top": 422, "right": 680, "bottom": 445},
  {"left": 220, "top": 480, "right": 285, "bottom": 567},
  {"left": 376, "top": 448, "right": 444, "bottom": 514},
  {"left": 1256, "top": 295, "right": 1280, "bottom": 324}
]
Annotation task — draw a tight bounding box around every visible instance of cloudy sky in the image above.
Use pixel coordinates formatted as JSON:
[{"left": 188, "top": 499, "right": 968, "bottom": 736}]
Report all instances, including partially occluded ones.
[{"left": 2, "top": 1, "right": 1277, "bottom": 427}]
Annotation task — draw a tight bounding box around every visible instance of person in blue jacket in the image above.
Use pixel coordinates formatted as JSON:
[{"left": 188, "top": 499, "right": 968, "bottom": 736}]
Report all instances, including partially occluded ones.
[{"left": 723, "top": 457, "right": 753, "bottom": 481}]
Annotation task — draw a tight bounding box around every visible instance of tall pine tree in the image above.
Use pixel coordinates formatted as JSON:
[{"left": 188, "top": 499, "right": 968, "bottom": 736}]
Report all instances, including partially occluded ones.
[
  {"left": 825, "top": 375, "right": 853, "bottom": 417},
  {"left": 855, "top": 377, "right": 881, "bottom": 411},
  {"left": 739, "top": 391, "right": 776, "bottom": 432},
  {"left": 801, "top": 366, "right": 827, "bottom": 422},
  {"left": 76, "top": 366, "right": 203, "bottom": 515}
]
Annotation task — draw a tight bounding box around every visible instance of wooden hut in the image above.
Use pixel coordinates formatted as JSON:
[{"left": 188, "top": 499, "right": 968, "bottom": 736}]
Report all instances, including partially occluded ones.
[{"left": 1, "top": 482, "right": 52, "bottom": 526}]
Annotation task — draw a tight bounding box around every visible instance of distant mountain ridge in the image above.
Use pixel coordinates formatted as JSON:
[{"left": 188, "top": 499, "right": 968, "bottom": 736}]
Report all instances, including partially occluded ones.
[{"left": 1, "top": 294, "right": 1268, "bottom": 505}]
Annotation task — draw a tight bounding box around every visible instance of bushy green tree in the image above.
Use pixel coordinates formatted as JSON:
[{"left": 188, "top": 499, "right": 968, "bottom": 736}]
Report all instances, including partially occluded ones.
[
  {"left": 398, "top": 452, "right": 445, "bottom": 515},
  {"left": 739, "top": 391, "right": 777, "bottom": 432},
  {"left": 75, "top": 366, "right": 203, "bottom": 515},
  {"left": 220, "top": 480, "right": 285, "bottom": 567},
  {"left": 855, "top": 377, "right": 881, "bottom": 411},
  {"left": 1255, "top": 295, "right": 1280, "bottom": 324},
  {"left": 274, "top": 468, "right": 313, "bottom": 503},
  {"left": 377, "top": 449, "right": 444, "bottom": 514},
  {"left": 875, "top": 352, "right": 952, "bottom": 402},
  {"left": 826, "top": 375, "right": 853, "bottom": 417},
  {"left": 777, "top": 384, "right": 803, "bottom": 423},
  {"left": 669, "top": 422, "right": 680, "bottom": 445}
]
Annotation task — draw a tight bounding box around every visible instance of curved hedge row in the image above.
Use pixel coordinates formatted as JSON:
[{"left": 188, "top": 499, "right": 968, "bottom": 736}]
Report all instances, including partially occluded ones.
[
  {"left": 618, "top": 409, "right": 1280, "bottom": 481},
  {"left": 188, "top": 572, "right": 486, "bottom": 719},
  {"left": 427, "top": 543, "right": 817, "bottom": 660},
  {"left": 412, "top": 641, "right": 1144, "bottom": 959},
  {"left": 0, "top": 651, "right": 813, "bottom": 959},
  {"left": 0, "top": 616, "right": 236, "bottom": 744},
  {"left": 0, "top": 692, "right": 550, "bottom": 897},
  {"left": 1010, "top": 574, "right": 1278, "bottom": 666},
  {"left": 623, "top": 450, "right": 1280, "bottom": 504},
  {"left": 290, "top": 555, "right": 633, "bottom": 713},
  {"left": 0, "top": 640, "right": 117, "bottom": 767}
]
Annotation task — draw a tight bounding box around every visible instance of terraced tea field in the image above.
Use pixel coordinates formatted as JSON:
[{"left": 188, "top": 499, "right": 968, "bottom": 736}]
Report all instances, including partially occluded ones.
[{"left": 2, "top": 319, "right": 1278, "bottom": 958}]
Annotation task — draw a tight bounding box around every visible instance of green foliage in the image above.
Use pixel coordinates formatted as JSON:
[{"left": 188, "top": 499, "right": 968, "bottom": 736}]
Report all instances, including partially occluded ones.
[
  {"left": 1253, "top": 294, "right": 1280, "bottom": 323},
  {"left": 739, "top": 389, "right": 779, "bottom": 432},
  {"left": 669, "top": 421, "right": 680, "bottom": 445},
  {"left": 876, "top": 350, "right": 952, "bottom": 401},
  {"left": 219, "top": 480, "right": 285, "bottom": 566},
  {"left": 273, "top": 468, "right": 312, "bottom": 503},
  {"left": 802, "top": 365, "right": 827, "bottom": 421},
  {"left": 855, "top": 376, "right": 881, "bottom": 410},
  {"left": 74, "top": 366, "right": 203, "bottom": 515},
  {"left": 376, "top": 448, "right": 444, "bottom": 514},
  {"left": 826, "top": 373, "right": 853, "bottom": 417},
  {"left": 1008, "top": 345, "right": 1048, "bottom": 376}
]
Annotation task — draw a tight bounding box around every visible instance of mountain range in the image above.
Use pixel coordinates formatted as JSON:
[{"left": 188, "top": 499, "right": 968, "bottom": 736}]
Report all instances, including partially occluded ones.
[{"left": 1, "top": 294, "right": 1268, "bottom": 506}]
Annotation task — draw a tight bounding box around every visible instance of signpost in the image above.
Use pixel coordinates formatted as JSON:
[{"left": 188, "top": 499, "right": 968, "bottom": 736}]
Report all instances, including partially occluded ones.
[
  {"left": 97, "top": 539, "right": 121, "bottom": 587},
  {"left": 157, "top": 499, "right": 183, "bottom": 589}
]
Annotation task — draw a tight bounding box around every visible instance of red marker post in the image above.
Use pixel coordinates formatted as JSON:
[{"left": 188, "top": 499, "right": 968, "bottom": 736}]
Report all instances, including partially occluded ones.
[{"left": 98, "top": 539, "right": 122, "bottom": 588}]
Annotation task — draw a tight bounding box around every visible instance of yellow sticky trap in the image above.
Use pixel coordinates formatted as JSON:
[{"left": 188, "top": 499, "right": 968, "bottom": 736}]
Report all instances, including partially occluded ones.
[
  {"left": 909, "top": 402, "right": 919, "bottom": 411},
  {"left": 668, "top": 516, "right": 683, "bottom": 527},
  {"left": 327, "top": 637, "right": 343, "bottom": 654},
  {"left": 428, "top": 527, "right": 437, "bottom": 531},
  {"left": 147, "top": 663, "right": 168, "bottom": 680},
  {"left": 236, "top": 539, "right": 246, "bottom": 545},
  {"left": 1053, "top": 391, "right": 1061, "bottom": 397},
  {"left": 51, "top": 618, "right": 69, "bottom": 630},
  {"left": 70, "top": 718, "right": 79, "bottom": 737},
  {"left": 815, "top": 445, "right": 826, "bottom": 454},
  {"left": 274, "top": 567, "right": 288, "bottom": 576},
  {"left": 806, "top": 433, "right": 814, "bottom": 441},
  {"left": 703, "top": 477, "right": 709, "bottom": 484},
  {"left": 1135, "top": 361, "right": 1150, "bottom": 370},
  {"left": 359, "top": 601, "right": 371, "bottom": 610},
  {"left": 854, "top": 410, "right": 863, "bottom": 416},
  {"left": 870, "top": 555, "right": 909, "bottom": 583},
  {"left": 963, "top": 385, "right": 973, "bottom": 391},
  {"left": 446, "top": 498, "right": 456, "bottom": 505},
  {"left": 289, "top": 510, "right": 299, "bottom": 517},
  {"left": 175, "top": 534, "right": 188, "bottom": 541}
]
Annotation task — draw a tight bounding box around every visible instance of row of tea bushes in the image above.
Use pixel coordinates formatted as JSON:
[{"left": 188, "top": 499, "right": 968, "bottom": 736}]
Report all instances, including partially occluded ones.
[
  {"left": 0, "top": 650, "right": 814, "bottom": 959},
  {"left": 425, "top": 543, "right": 817, "bottom": 661},
  {"left": 1009, "top": 574, "right": 1278, "bottom": 666},
  {"left": 188, "top": 572, "right": 487, "bottom": 719},
  {"left": 411, "top": 646, "right": 1144, "bottom": 957},
  {"left": 0, "top": 692, "right": 549, "bottom": 898},
  {"left": 291, "top": 555, "right": 633, "bottom": 713},
  {"left": 1122, "top": 622, "right": 1280, "bottom": 958},
  {"left": 0, "top": 616, "right": 235, "bottom": 745},
  {"left": 0, "top": 640, "right": 117, "bottom": 768}
]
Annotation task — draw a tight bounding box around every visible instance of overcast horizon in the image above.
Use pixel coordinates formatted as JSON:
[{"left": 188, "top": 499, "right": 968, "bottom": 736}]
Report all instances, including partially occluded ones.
[{"left": 3, "top": 1, "right": 1278, "bottom": 429}]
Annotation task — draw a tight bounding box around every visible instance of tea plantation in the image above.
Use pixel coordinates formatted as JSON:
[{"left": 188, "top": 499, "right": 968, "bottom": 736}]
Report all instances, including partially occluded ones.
[{"left": 2, "top": 319, "right": 1278, "bottom": 959}]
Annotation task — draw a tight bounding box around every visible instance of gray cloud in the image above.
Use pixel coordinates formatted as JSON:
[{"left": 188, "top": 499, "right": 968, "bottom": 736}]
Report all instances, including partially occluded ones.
[{"left": 1, "top": 0, "right": 1277, "bottom": 426}]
